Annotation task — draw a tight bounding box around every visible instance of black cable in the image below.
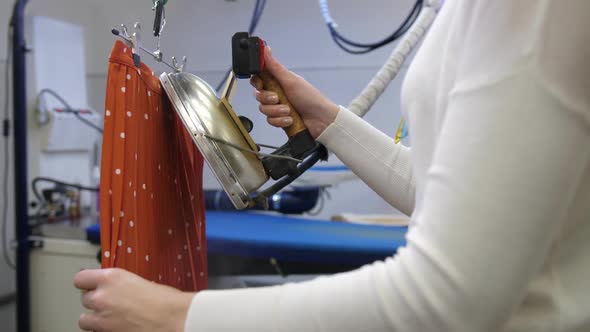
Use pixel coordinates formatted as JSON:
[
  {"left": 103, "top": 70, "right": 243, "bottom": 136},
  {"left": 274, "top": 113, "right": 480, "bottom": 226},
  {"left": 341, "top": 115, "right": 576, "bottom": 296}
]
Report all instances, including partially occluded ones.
[
  {"left": 326, "top": 0, "right": 423, "bottom": 54},
  {"left": 215, "top": 0, "right": 267, "bottom": 92},
  {"left": 32, "top": 88, "right": 103, "bottom": 226},
  {"left": 307, "top": 187, "right": 327, "bottom": 216},
  {"left": 31, "top": 177, "right": 98, "bottom": 205},
  {"left": 330, "top": 1, "right": 421, "bottom": 53},
  {"left": 331, "top": 11, "right": 420, "bottom": 54},
  {"left": 2, "top": 25, "right": 16, "bottom": 269},
  {"left": 331, "top": 0, "right": 421, "bottom": 48},
  {"left": 36, "top": 88, "right": 103, "bottom": 133},
  {"left": 331, "top": 0, "right": 421, "bottom": 50},
  {"left": 247, "top": 0, "right": 265, "bottom": 34}
]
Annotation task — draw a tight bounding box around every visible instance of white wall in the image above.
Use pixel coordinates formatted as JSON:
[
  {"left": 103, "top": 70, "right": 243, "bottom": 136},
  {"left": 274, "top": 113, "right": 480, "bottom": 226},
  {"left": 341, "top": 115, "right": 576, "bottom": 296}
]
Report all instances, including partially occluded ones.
[
  {"left": 1, "top": 1, "right": 417, "bottom": 329},
  {"left": 0, "top": 57, "right": 17, "bottom": 332}
]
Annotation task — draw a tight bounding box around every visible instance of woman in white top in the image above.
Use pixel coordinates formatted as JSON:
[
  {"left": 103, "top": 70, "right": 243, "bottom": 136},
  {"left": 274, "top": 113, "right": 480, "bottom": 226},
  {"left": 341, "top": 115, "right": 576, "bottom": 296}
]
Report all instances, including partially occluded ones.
[{"left": 74, "top": 1, "right": 590, "bottom": 331}]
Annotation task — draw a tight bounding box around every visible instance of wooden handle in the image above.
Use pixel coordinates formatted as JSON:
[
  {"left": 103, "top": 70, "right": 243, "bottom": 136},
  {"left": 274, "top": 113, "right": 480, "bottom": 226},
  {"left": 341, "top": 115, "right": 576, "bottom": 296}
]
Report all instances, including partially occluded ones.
[{"left": 259, "top": 69, "right": 307, "bottom": 137}]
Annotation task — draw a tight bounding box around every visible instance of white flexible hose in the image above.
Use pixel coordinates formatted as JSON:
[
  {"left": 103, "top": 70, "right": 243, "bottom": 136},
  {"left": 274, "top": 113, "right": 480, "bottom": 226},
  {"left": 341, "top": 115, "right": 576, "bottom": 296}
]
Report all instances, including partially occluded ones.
[
  {"left": 318, "top": 0, "right": 336, "bottom": 27},
  {"left": 347, "top": 0, "right": 440, "bottom": 117}
]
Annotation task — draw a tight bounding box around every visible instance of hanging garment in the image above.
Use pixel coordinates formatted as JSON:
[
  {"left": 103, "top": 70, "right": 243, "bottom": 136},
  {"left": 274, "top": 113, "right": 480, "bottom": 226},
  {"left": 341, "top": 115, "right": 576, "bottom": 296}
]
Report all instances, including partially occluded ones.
[{"left": 100, "top": 40, "right": 207, "bottom": 291}]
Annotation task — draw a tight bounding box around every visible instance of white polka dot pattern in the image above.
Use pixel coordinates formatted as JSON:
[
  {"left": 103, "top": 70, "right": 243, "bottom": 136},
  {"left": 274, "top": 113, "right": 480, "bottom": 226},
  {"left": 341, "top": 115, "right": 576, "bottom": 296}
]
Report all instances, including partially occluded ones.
[{"left": 101, "top": 41, "right": 206, "bottom": 292}]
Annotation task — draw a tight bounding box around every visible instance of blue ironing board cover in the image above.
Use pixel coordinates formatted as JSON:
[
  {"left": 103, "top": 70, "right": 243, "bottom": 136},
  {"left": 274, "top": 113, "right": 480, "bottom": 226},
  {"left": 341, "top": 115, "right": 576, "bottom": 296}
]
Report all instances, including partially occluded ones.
[{"left": 87, "top": 211, "right": 407, "bottom": 265}]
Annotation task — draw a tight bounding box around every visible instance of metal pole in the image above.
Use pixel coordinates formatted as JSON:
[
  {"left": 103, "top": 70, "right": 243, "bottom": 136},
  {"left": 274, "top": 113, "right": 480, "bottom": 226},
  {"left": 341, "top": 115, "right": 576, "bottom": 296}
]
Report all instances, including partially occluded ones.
[{"left": 11, "top": 0, "right": 30, "bottom": 331}]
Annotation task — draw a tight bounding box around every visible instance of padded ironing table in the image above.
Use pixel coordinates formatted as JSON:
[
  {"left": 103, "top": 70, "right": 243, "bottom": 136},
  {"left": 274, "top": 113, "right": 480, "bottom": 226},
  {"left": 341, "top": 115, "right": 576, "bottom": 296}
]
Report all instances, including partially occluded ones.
[{"left": 86, "top": 211, "right": 407, "bottom": 274}]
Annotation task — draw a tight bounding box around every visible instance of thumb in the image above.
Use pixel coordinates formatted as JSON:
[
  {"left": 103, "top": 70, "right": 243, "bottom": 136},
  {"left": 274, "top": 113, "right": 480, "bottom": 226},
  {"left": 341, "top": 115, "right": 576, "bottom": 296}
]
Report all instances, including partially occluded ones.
[{"left": 263, "top": 46, "right": 293, "bottom": 86}]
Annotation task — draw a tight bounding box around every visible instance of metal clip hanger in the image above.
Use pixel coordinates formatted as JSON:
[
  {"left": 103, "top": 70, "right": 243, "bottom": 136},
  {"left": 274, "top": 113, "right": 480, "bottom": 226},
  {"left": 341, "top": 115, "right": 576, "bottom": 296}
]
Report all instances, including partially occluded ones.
[
  {"left": 131, "top": 22, "right": 142, "bottom": 67},
  {"left": 111, "top": 1, "right": 187, "bottom": 73},
  {"left": 171, "top": 56, "right": 187, "bottom": 73},
  {"left": 111, "top": 24, "right": 186, "bottom": 72}
]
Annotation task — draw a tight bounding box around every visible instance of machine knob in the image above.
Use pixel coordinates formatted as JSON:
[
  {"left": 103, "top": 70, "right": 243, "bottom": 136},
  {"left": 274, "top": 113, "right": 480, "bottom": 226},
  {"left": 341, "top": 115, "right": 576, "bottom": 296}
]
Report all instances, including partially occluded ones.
[{"left": 239, "top": 116, "right": 254, "bottom": 133}]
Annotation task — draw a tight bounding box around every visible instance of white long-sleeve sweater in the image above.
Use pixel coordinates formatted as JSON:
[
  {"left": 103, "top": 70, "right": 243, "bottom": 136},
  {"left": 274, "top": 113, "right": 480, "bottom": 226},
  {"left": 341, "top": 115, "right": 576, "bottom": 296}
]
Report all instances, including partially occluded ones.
[{"left": 185, "top": 0, "right": 590, "bottom": 331}]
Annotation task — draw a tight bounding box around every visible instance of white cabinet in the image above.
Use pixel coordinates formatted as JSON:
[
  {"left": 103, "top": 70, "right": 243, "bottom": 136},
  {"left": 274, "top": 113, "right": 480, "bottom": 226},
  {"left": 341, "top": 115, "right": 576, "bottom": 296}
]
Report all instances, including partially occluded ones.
[{"left": 30, "top": 238, "right": 99, "bottom": 332}]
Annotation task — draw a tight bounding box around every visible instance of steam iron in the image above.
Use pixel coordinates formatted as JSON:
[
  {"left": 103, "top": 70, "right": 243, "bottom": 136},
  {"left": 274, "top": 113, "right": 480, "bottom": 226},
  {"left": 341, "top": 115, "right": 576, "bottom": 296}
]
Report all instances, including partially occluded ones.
[{"left": 160, "top": 32, "right": 327, "bottom": 209}]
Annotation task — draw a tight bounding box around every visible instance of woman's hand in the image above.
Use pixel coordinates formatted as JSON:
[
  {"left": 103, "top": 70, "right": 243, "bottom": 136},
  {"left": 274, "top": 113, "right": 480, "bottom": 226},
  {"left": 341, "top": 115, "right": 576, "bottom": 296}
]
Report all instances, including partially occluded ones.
[
  {"left": 74, "top": 268, "right": 194, "bottom": 332},
  {"left": 251, "top": 46, "right": 340, "bottom": 139}
]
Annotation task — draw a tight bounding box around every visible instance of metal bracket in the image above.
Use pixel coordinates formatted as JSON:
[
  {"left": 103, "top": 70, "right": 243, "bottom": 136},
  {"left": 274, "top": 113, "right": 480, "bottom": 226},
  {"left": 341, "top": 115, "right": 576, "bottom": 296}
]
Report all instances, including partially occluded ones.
[{"left": 112, "top": 22, "right": 187, "bottom": 73}]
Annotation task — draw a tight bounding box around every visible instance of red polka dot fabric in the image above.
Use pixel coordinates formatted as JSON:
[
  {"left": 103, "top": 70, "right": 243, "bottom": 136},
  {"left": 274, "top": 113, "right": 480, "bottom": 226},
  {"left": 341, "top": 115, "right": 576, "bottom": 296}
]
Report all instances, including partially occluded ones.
[{"left": 100, "top": 41, "right": 207, "bottom": 291}]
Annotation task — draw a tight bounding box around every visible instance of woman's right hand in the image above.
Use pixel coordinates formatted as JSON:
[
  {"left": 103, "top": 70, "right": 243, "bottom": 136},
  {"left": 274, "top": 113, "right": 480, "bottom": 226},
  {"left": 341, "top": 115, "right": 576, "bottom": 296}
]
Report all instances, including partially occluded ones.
[{"left": 250, "top": 46, "right": 340, "bottom": 139}]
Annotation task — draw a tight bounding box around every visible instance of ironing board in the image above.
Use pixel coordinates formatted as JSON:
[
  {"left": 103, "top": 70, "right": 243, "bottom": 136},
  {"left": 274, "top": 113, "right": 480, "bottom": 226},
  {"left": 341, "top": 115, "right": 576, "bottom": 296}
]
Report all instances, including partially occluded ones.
[{"left": 87, "top": 211, "right": 407, "bottom": 267}]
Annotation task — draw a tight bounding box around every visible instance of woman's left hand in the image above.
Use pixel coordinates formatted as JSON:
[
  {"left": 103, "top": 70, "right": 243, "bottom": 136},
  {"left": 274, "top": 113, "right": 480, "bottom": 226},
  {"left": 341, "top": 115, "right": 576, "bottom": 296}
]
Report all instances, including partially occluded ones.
[{"left": 74, "top": 268, "right": 194, "bottom": 332}]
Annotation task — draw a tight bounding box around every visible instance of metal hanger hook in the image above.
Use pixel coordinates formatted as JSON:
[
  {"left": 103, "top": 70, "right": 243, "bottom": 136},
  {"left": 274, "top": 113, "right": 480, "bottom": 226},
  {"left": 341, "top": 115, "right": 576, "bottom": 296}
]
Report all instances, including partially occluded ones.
[{"left": 172, "top": 56, "right": 187, "bottom": 73}]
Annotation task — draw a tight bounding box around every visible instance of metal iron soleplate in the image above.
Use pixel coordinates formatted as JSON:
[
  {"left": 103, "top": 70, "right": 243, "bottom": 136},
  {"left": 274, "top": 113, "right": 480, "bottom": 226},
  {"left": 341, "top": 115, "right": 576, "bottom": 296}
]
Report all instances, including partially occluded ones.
[{"left": 160, "top": 72, "right": 268, "bottom": 209}]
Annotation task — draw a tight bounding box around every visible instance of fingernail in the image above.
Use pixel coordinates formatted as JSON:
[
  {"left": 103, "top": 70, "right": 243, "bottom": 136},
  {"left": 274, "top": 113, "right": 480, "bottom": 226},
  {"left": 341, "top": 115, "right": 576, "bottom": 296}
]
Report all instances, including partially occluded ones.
[
  {"left": 279, "top": 107, "right": 290, "bottom": 115},
  {"left": 283, "top": 117, "right": 293, "bottom": 126},
  {"left": 268, "top": 94, "right": 278, "bottom": 103}
]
